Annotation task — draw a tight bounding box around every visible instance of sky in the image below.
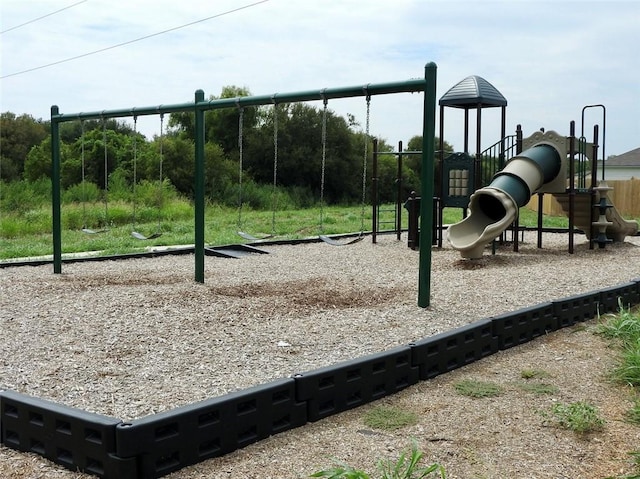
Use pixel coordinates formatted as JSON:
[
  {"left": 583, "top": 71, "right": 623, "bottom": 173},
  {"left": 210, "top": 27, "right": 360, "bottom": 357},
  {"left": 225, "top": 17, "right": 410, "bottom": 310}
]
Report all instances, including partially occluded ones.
[{"left": 1, "top": 0, "right": 639, "bottom": 157}]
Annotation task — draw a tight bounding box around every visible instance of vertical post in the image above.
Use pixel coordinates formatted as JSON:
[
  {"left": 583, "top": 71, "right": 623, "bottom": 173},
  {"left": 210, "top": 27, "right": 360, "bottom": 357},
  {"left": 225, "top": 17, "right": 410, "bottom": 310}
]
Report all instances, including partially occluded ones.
[
  {"left": 51, "top": 106, "right": 62, "bottom": 274},
  {"left": 194, "top": 90, "right": 206, "bottom": 283},
  {"left": 437, "top": 106, "right": 445, "bottom": 247},
  {"left": 418, "top": 62, "right": 437, "bottom": 308},
  {"left": 475, "top": 105, "right": 482, "bottom": 190},
  {"left": 568, "top": 121, "right": 576, "bottom": 254},
  {"left": 591, "top": 125, "right": 600, "bottom": 250},
  {"left": 396, "top": 140, "right": 403, "bottom": 241},
  {"left": 463, "top": 109, "right": 469, "bottom": 154}
]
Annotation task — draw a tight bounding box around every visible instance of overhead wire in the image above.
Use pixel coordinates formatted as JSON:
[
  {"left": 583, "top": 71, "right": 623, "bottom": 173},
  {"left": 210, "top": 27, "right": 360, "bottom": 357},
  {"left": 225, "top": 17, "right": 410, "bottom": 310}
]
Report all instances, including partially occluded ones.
[
  {"left": 0, "top": 0, "right": 88, "bottom": 35},
  {"left": 0, "top": 0, "right": 270, "bottom": 79}
]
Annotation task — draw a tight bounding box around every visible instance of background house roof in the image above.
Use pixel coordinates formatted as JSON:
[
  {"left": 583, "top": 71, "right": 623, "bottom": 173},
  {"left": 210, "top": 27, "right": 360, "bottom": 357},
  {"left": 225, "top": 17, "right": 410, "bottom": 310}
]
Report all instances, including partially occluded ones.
[{"left": 600, "top": 147, "right": 640, "bottom": 166}]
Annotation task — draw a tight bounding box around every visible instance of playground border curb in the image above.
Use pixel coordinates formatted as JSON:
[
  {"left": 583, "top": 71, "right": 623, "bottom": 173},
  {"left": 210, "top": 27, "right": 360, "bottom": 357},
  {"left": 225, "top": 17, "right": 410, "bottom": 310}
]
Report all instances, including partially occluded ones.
[{"left": 2, "top": 278, "right": 639, "bottom": 478}]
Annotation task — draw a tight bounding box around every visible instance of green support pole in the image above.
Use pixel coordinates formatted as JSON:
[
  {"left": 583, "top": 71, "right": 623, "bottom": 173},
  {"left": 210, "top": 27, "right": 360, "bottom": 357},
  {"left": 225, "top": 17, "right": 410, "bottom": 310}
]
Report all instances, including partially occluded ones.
[
  {"left": 194, "top": 90, "right": 206, "bottom": 283},
  {"left": 51, "top": 106, "right": 62, "bottom": 274},
  {"left": 418, "top": 62, "right": 437, "bottom": 308}
]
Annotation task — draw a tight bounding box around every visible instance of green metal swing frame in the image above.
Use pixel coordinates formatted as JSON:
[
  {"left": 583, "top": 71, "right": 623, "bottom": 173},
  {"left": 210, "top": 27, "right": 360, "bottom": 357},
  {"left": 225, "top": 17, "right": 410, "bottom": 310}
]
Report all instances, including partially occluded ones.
[{"left": 50, "top": 63, "right": 438, "bottom": 307}]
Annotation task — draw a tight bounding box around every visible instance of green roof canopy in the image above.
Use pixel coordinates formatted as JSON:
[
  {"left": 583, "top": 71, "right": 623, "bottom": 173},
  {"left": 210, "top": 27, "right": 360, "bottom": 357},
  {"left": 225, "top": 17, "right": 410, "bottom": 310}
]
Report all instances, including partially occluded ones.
[{"left": 439, "top": 75, "right": 507, "bottom": 108}]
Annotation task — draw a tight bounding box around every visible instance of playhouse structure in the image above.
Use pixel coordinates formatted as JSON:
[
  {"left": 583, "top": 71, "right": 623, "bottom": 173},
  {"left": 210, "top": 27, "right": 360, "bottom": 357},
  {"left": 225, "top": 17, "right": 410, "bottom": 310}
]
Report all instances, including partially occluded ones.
[{"left": 433, "top": 75, "right": 638, "bottom": 258}]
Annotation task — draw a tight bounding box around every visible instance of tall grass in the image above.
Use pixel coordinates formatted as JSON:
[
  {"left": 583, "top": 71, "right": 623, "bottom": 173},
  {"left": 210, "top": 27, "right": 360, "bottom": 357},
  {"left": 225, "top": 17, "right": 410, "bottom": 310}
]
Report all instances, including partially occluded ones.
[{"left": 3, "top": 179, "right": 637, "bottom": 260}]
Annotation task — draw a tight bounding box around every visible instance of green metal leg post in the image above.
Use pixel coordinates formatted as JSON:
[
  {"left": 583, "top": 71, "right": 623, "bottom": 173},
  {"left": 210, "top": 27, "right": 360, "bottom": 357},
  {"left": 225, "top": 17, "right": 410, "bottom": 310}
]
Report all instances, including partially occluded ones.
[
  {"left": 418, "top": 62, "right": 437, "bottom": 308},
  {"left": 51, "top": 106, "right": 62, "bottom": 274},
  {"left": 194, "top": 90, "right": 206, "bottom": 283}
]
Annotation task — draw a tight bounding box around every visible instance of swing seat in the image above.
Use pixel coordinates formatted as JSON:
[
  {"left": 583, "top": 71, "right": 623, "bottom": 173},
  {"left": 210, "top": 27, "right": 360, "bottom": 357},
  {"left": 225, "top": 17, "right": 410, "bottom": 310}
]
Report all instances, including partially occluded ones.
[
  {"left": 319, "top": 234, "right": 364, "bottom": 246},
  {"left": 82, "top": 227, "right": 107, "bottom": 234},
  {"left": 237, "top": 231, "right": 273, "bottom": 241},
  {"left": 131, "top": 231, "right": 162, "bottom": 240}
]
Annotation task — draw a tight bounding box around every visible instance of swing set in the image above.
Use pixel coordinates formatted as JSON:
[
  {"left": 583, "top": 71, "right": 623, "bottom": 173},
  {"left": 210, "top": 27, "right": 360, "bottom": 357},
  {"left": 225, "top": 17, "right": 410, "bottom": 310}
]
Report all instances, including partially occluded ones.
[
  {"left": 51, "top": 63, "right": 437, "bottom": 307},
  {"left": 78, "top": 119, "right": 111, "bottom": 234},
  {"left": 236, "top": 104, "right": 276, "bottom": 241},
  {"left": 130, "top": 115, "right": 164, "bottom": 240},
  {"left": 317, "top": 94, "right": 370, "bottom": 246},
  {"left": 236, "top": 96, "right": 371, "bottom": 246},
  {"left": 77, "top": 115, "right": 165, "bottom": 239}
]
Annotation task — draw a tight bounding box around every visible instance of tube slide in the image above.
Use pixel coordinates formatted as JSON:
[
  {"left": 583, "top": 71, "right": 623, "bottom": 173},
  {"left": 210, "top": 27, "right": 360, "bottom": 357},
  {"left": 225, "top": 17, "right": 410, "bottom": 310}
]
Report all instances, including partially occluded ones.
[{"left": 447, "top": 144, "right": 561, "bottom": 258}]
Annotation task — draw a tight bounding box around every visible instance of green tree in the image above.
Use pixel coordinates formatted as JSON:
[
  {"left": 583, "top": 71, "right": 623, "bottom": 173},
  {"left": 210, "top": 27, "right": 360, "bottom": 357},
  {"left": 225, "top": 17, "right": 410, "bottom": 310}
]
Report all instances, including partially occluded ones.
[
  {"left": 0, "top": 112, "right": 48, "bottom": 182},
  {"left": 157, "top": 135, "right": 195, "bottom": 196},
  {"left": 241, "top": 102, "right": 363, "bottom": 204},
  {"left": 168, "top": 85, "right": 259, "bottom": 150},
  {"left": 404, "top": 135, "right": 455, "bottom": 196}
]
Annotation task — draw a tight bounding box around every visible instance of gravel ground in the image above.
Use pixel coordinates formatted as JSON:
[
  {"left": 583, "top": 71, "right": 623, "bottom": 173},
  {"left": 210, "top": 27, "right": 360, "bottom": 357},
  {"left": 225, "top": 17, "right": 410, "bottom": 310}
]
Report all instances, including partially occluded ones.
[{"left": 1, "top": 231, "right": 639, "bottom": 478}]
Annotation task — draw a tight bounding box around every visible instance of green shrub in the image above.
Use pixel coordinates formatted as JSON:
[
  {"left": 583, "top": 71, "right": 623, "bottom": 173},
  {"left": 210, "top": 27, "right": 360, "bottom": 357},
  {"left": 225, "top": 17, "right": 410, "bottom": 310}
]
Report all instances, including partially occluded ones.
[
  {"left": 63, "top": 181, "right": 102, "bottom": 203},
  {"left": 0, "top": 178, "right": 51, "bottom": 213}
]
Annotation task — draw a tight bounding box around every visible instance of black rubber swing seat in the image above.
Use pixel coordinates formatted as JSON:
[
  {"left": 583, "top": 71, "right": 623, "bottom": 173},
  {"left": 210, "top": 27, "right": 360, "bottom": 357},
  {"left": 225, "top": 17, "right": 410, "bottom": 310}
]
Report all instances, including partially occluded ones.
[
  {"left": 131, "top": 231, "right": 162, "bottom": 240},
  {"left": 82, "top": 227, "right": 107, "bottom": 234},
  {"left": 319, "top": 234, "right": 364, "bottom": 246}
]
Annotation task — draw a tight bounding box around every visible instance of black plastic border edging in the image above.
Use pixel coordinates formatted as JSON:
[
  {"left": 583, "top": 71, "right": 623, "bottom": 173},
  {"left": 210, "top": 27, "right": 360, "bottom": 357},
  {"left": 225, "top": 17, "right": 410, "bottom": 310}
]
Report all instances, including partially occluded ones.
[
  {"left": 2, "top": 277, "right": 640, "bottom": 478},
  {"left": 0, "top": 234, "right": 365, "bottom": 269}
]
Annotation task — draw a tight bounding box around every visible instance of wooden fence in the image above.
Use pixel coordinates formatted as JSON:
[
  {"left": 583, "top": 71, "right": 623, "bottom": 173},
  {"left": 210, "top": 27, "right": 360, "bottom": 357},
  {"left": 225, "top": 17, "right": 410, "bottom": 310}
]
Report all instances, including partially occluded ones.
[{"left": 525, "top": 178, "right": 640, "bottom": 218}]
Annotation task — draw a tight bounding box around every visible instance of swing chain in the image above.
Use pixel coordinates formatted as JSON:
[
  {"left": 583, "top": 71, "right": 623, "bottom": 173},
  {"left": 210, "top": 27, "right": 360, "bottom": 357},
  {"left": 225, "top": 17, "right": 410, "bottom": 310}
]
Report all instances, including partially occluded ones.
[
  {"left": 361, "top": 94, "right": 371, "bottom": 233},
  {"left": 320, "top": 96, "right": 328, "bottom": 233},
  {"left": 237, "top": 106, "right": 244, "bottom": 229},
  {"left": 80, "top": 120, "right": 88, "bottom": 228},
  {"left": 272, "top": 102, "right": 278, "bottom": 234},
  {"left": 132, "top": 116, "right": 138, "bottom": 225},
  {"left": 157, "top": 114, "right": 165, "bottom": 232},
  {"left": 102, "top": 117, "right": 110, "bottom": 227}
]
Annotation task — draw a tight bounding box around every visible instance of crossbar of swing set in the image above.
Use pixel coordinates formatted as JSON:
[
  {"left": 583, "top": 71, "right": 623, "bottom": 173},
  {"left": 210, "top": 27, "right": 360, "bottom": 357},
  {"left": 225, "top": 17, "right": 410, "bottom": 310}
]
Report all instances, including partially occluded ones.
[
  {"left": 50, "top": 79, "right": 427, "bottom": 122},
  {"left": 51, "top": 64, "right": 437, "bottom": 307}
]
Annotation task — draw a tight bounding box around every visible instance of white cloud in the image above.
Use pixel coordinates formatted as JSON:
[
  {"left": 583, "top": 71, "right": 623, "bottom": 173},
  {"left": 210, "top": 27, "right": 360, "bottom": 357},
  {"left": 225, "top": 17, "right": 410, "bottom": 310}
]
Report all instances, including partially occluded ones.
[{"left": 1, "top": 0, "right": 638, "bottom": 155}]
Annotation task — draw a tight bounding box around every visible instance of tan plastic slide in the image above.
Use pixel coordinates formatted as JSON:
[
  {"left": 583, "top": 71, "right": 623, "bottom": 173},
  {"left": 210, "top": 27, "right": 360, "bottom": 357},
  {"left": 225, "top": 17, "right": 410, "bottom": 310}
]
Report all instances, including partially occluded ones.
[
  {"left": 446, "top": 188, "right": 518, "bottom": 259},
  {"left": 447, "top": 144, "right": 560, "bottom": 259}
]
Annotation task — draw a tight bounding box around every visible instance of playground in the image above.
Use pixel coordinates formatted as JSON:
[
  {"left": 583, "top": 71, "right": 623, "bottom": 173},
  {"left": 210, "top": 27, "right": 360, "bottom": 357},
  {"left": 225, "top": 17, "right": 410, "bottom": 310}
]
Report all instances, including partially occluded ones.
[
  {"left": 2, "top": 67, "right": 640, "bottom": 478},
  {"left": 1, "top": 231, "right": 640, "bottom": 477}
]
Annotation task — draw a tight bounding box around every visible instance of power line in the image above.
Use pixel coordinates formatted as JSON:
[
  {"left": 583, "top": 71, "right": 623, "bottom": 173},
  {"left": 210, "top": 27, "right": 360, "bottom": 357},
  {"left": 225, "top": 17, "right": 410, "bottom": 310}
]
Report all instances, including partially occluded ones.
[
  {"left": 0, "top": 0, "right": 270, "bottom": 80},
  {"left": 0, "top": 0, "right": 88, "bottom": 34}
]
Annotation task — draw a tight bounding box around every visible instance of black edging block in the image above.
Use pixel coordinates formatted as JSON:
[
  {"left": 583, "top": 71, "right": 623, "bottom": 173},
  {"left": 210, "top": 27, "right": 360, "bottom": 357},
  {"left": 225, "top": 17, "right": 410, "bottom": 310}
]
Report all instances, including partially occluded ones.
[
  {"left": 552, "top": 290, "right": 600, "bottom": 328},
  {"left": 410, "top": 319, "right": 498, "bottom": 380},
  {"left": 294, "top": 345, "right": 419, "bottom": 422},
  {"left": 599, "top": 282, "right": 640, "bottom": 314},
  {"left": 492, "top": 302, "right": 556, "bottom": 350},
  {"left": 114, "top": 378, "right": 306, "bottom": 479},
  {"left": 0, "top": 390, "right": 134, "bottom": 478}
]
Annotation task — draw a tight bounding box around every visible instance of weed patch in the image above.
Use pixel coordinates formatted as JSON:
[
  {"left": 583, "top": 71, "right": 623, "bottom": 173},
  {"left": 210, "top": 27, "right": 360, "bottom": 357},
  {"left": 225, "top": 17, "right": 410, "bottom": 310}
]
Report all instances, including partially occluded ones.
[
  {"left": 544, "top": 401, "right": 605, "bottom": 434},
  {"left": 363, "top": 406, "right": 418, "bottom": 432},
  {"left": 453, "top": 379, "right": 503, "bottom": 398}
]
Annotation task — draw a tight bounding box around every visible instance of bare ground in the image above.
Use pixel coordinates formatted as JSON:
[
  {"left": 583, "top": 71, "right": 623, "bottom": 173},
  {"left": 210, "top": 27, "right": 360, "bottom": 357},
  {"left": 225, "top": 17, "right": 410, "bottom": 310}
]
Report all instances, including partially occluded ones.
[{"left": 1, "top": 233, "right": 639, "bottom": 478}]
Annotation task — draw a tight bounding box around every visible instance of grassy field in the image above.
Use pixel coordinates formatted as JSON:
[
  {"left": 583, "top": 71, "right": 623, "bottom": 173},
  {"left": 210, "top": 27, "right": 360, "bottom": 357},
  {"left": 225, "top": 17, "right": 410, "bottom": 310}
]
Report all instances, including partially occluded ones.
[{"left": 0, "top": 197, "right": 584, "bottom": 261}]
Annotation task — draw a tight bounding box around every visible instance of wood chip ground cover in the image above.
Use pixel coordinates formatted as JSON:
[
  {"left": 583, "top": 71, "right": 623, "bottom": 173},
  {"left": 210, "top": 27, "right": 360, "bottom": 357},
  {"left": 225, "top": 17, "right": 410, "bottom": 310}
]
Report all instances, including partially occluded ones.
[{"left": 1, "top": 232, "right": 639, "bottom": 478}]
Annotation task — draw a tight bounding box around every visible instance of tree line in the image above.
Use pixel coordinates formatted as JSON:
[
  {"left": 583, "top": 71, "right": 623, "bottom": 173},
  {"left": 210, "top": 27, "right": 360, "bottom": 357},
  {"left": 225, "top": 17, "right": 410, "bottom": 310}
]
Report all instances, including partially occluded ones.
[{"left": 1, "top": 85, "right": 453, "bottom": 209}]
